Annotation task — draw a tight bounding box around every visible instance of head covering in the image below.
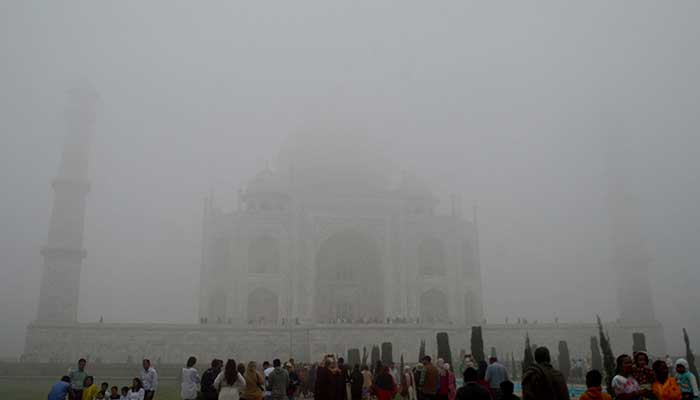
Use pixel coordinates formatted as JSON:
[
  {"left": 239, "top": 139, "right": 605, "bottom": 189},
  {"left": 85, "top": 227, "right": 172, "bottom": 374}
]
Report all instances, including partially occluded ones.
[
  {"left": 676, "top": 359, "right": 690, "bottom": 370},
  {"left": 675, "top": 359, "right": 695, "bottom": 394}
]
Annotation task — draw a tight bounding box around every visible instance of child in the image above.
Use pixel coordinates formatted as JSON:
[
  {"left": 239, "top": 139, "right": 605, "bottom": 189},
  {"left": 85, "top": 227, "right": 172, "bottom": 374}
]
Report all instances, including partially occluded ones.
[
  {"left": 120, "top": 386, "right": 130, "bottom": 400},
  {"left": 675, "top": 359, "right": 699, "bottom": 400},
  {"left": 579, "top": 370, "right": 612, "bottom": 400},
  {"left": 82, "top": 376, "right": 99, "bottom": 400},
  {"left": 101, "top": 382, "right": 110, "bottom": 394},
  {"left": 109, "top": 386, "right": 121, "bottom": 400},
  {"left": 499, "top": 380, "right": 520, "bottom": 400}
]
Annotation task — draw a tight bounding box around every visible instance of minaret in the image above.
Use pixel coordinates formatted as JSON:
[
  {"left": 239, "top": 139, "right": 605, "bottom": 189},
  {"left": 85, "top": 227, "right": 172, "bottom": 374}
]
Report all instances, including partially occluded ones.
[
  {"left": 36, "top": 87, "right": 99, "bottom": 322},
  {"left": 605, "top": 127, "right": 656, "bottom": 323}
]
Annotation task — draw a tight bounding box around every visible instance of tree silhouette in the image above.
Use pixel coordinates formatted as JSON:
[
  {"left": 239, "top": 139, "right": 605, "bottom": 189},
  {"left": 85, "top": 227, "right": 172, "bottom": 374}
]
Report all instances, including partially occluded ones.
[
  {"left": 437, "top": 332, "right": 453, "bottom": 366},
  {"left": 597, "top": 315, "right": 616, "bottom": 393},
  {"left": 522, "top": 334, "right": 534, "bottom": 373},
  {"left": 590, "top": 336, "right": 603, "bottom": 371},
  {"left": 381, "top": 342, "right": 394, "bottom": 365},
  {"left": 632, "top": 332, "right": 647, "bottom": 353},
  {"left": 684, "top": 328, "right": 698, "bottom": 378},
  {"left": 558, "top": 341, "right": 571, "bottom": 382},
  {"left": 471, "top": 326, "right": 485, "bottom": 364}
]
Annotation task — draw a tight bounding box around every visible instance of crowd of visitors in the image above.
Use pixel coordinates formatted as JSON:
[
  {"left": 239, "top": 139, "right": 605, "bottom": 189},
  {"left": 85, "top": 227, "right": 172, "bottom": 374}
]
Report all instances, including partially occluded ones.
[
  {"left": 47, "top": 347, "right": 700, "bottom": 400},
  {"left": 49, "top": 358, "right": 158, "bottom": 400}
]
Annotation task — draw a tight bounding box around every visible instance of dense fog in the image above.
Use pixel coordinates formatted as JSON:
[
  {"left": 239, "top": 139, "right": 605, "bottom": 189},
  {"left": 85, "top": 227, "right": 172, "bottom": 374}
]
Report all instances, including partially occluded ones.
[{"left": 1, "top": 1, "right": 699, "bottom": 359}]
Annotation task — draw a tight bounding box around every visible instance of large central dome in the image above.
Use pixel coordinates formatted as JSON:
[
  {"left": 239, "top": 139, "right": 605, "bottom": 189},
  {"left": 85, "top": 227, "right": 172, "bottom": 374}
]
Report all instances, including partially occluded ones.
[{"left": 277, "top": 129, "right": 395, "bottom": 193}]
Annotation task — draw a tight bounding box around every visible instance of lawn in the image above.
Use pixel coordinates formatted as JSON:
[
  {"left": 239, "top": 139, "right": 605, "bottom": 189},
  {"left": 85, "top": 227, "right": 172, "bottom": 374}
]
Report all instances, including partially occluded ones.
[
  {"left": 0, "top": 377, "right": 180, "bottom": 400},
  {"left": 1, "top": 377, "right": 586, "bottom": 399}
]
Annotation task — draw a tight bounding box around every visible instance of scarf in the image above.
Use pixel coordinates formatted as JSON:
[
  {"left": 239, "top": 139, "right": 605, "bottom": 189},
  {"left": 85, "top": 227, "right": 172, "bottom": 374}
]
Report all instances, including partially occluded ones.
[{"left": 676, "top": 359, "right": 695, "bottom": 394}]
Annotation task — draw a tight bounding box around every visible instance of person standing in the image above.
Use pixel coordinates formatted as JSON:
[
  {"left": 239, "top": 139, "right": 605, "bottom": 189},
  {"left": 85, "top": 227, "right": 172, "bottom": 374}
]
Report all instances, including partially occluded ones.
[
  {"left": 203, "top": 360, "right": 225, "bottom": 400},
  {"left": 69, "top": 358, "right": 88, "bottom": 400},
  {"left": 651, "top": 361, "right": 682, "bottom": 400},
  {"left": 443, "top": 364, "right": 456, "bottom": 400},
  {"left": 287, "top": 362, "right": 301, "bottom": 400},
  {"left": 675, "top": 359, "right": 699, "bottom": 400},
  {"left": 140, "top": 359, "right": 158, "bottom": 400},
  {"left": 361, "top": 365, "right": 373, "bottom": 400},
  {"left": 126, "top": 378, "right": 145, "bottom": 400},
  {"left": 332, "top": 359, "right": 347, "bottom": 400},
  {"left": 437, "top": 365, "right": 450, "bottom": 400},
  {"left": 214, "top": 359, "right": 247, "bottom": 400},
  {"left": 422, "top": 357, "right": 439, "bottom": 400},
  {"left": 242, "top": 361, "right": 265, "bottom": 400},
  {"left": 268, "top": 359, "right": 290, "bottom": 400},
  {"left": 521, "top": 347, "right": 570, "bottom": 400},
  {"left": 400, "top": 366, "right": 417, "bottom": 400},
  {"left": 579, "top": 370, "right": 611, "bottom": 400},
  {"left": 180, "top": 356, "right": 200, "bottom": 400},
  {"left": 611, "top": 354, "right": 644, "bottom": 400},
  {"left": 454, "top": 368, "right": 490, "bottom": 400},
  {"left": 485, "top": 357, "right": 509, "bottom": 398},
  {"left": 632, "top": 352, "right": 655, "bottom": 398},
  {"left": 82, "top": 376, "right": 99, "bottom": 400},
  {"left": 350, "top": 365, "right": 364, "bottom": 400},
  {"left": 374, "top": 366, "right": 398, "bottom": 400},
  {"left": 48, "top": 376, "right": 72, "bottom": 400},
  {"left": 315, "top": 356, "right": 335, "bottom": 400}
]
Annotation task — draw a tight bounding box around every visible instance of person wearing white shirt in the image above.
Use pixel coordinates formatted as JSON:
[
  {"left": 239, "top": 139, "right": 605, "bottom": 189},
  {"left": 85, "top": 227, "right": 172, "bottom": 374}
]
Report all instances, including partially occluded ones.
[
  {"left": 181, "top": 356, "right": 201, "bottom": 400},
  {"left": 140, "top": 359, "right": 158, "bottom": 400},
  {"left": 214, "top": 359, "right": 247, "bottom": 400},
  {"left": 263, "top": 361, "right": 274, "bottom": 399},
  {"left": 126, "top": 378, "right": 146, "bottom": 400}
]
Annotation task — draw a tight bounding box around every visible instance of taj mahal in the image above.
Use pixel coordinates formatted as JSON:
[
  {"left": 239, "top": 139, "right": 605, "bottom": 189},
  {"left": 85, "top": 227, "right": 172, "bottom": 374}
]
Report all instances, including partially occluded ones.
[{"left": 24, "top": 89, "right": 665, "bottom": 364}]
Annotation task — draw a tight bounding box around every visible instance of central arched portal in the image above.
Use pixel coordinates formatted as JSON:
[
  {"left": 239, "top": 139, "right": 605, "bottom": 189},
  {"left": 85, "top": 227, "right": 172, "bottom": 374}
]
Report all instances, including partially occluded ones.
[{"left": 315, "top": 230, "right": 384, "bottom": 322}]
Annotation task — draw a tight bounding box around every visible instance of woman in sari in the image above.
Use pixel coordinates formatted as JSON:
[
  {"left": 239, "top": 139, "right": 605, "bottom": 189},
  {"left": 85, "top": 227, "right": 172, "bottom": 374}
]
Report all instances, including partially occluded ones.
[{"left": 652, "top": 360, "right": 682, "bottom": 400}]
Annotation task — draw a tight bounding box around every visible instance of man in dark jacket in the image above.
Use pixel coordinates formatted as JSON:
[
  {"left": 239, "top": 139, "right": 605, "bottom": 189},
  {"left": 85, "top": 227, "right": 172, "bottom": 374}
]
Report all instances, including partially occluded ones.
[
  {"left": 269, "top": 359, "right": 291, "bottom": 400},
  {"left": 422, "top": 356, "right": 439, "bottom": 400},
  {"left": 455, "top": 368, "right": 491, "bottom": 400},
  {"left": 315, "top": 357, "right": 335, "bottom": 400},
  {"left": 521, "top": 347, "right": 570, "bottom": 400},
  {"left": 201, "top": 359, "right": 223, "bottom": 400}
]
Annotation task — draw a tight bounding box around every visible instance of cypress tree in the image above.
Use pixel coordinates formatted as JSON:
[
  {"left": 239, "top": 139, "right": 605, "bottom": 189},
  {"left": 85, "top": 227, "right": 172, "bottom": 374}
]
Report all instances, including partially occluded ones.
[
  {"left": 419, "top": 339, "right": 426, "bottom": 362},
  {"left": 632, "top": 332, "right": 647, "bottom": 353},
  {"left": 437, "top": 332, "right": 453, "bottom": 366},
  {"left": 558, "top": 340, "right": 571, "bottom": 382},
  {"left": 590, "top": 336, "right": 603, "bottom": 371},
  {"left": 597, "top": 315, "right": 616, "bottom": 393},
  {"left": 683, "top": 328, "right": 698, "bottom": 378},
  {"left": 348, "top": 348, "right": 361, "bottom": 367},
  {"left": 371, "top": 345, "right": 381, "bottom": 369},
  {"left": 471, "top": 326, "right": 486, "bottom": 364},
  {"left": 362, "top": 346, "right": 369, "bottom": 367},
  {"left": 381, "top": 342, "right": 394, "bottom": 365},
  {"left": 522, "top": 334, "right": 534, "bottom": 373}
]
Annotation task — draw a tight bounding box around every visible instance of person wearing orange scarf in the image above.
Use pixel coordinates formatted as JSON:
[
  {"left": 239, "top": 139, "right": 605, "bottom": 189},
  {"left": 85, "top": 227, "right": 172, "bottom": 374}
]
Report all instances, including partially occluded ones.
[
  {"left": 579, "top": 370, "right": 612, "bottom": 400},
  {"left": 652, "top": 360, "right": 682, "bottom": 400}
]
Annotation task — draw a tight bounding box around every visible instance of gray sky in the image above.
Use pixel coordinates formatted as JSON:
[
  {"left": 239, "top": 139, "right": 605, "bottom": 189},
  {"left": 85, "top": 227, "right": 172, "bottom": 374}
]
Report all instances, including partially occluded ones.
[{"left": 1, "top": 0, "right": 699, "bottom": 358}]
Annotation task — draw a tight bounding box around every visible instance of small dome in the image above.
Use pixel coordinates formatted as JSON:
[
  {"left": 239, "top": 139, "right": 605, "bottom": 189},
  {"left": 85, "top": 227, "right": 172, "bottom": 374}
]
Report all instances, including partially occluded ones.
[
  {"left": 246, "top": 169, "right": 288, "bottom": 195},
  {"left": 395, "top": 173, "right": 435, "bottom": 200}
]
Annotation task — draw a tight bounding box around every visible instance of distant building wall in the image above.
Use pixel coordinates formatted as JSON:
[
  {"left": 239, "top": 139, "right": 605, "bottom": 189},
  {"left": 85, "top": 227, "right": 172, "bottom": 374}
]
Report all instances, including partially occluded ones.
[{"left": 24, "top": 321, "right": 665, "bottom": 364}]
